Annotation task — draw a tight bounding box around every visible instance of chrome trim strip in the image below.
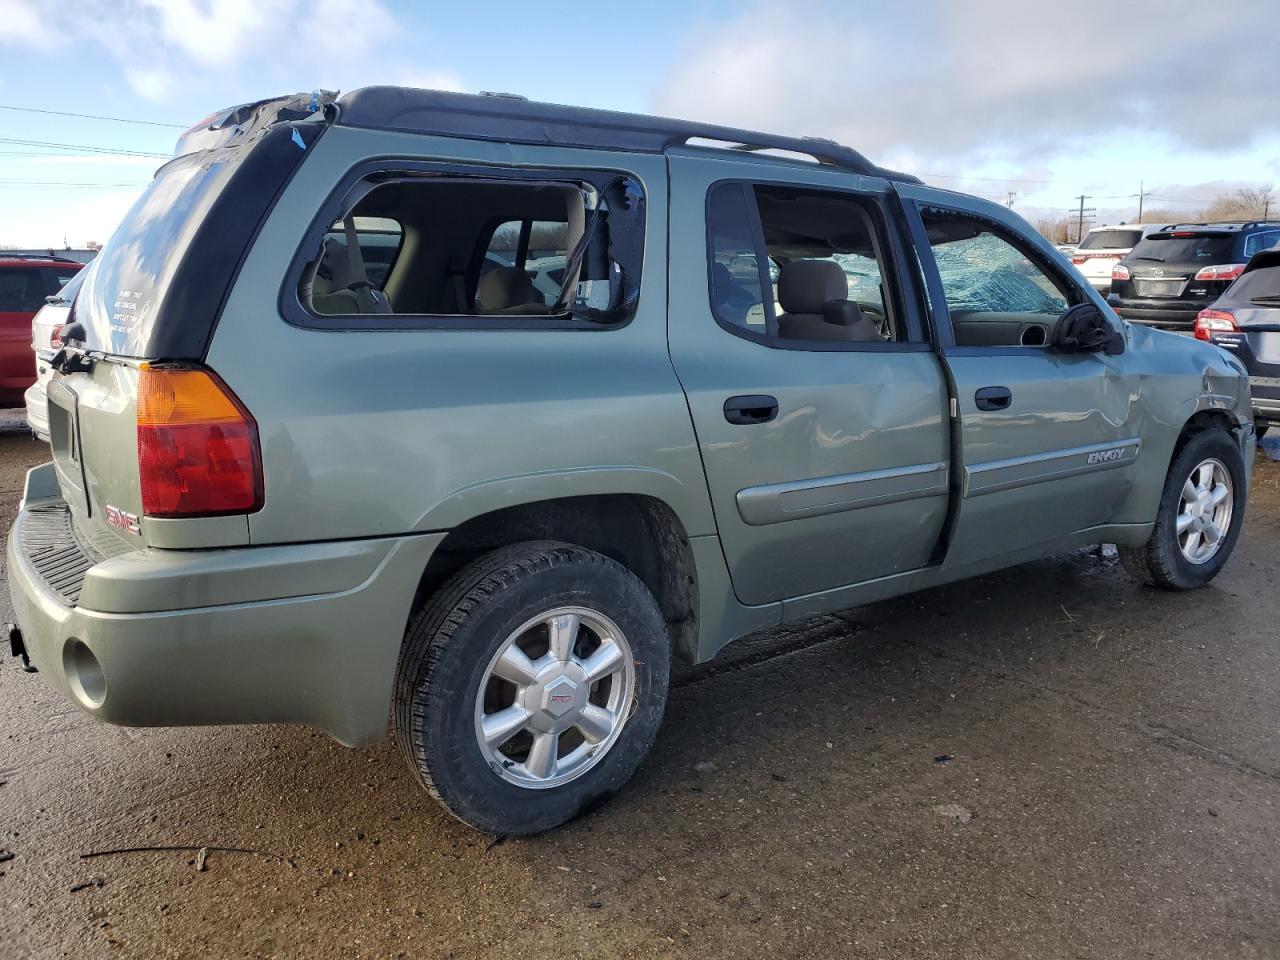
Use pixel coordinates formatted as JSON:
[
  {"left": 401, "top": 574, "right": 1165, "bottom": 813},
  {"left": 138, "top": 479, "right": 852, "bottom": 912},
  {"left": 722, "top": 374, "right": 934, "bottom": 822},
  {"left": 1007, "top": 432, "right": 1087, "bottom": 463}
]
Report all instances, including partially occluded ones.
[
  {"left": 736, "top": 461, "right": 949, "bottom": 526},
  {"left": 964, "top": 437, "right": 1141, "bottom": 498}
]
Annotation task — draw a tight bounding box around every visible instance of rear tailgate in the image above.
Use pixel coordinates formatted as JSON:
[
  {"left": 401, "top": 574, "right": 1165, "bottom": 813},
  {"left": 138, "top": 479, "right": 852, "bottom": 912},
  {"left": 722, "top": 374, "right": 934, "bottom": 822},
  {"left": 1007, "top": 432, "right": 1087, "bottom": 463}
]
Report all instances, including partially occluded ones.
[
  {"left": 45, "top": 361, "right": 144, "bottom": 553},
  {"left": 41, "top": 93, "right": 329, "bottom": 555},
  {"left": 1212, "top": 307, "right": 1280, "bottom": 410}
]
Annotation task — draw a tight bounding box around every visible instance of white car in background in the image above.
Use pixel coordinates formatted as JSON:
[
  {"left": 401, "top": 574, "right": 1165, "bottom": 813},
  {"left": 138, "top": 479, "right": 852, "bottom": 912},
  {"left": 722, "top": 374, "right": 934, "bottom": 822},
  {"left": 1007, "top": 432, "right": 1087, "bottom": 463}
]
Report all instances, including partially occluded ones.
[
  {"left": 24, "top": 267, "right": 86, "bottom": 441},
  {"left": 1070, "top": 223, "right": 1171, "bottom": 294}
]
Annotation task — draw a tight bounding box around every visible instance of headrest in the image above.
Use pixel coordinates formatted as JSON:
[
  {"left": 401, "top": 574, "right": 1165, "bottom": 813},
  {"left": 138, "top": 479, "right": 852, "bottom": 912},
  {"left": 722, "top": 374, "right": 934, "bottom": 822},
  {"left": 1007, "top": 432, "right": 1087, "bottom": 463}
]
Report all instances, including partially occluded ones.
[
  {"left": 711, "top": 261, "right": 735, "bottom": 291},
  {"left": 778, "top": 259, "right": 848, "bottom": 314},
  {"left": 477, "top": 265, "right": 539, "bottom": 310},
  {"left": 312, "top": 236, "right": 355, "bottom": 295}
]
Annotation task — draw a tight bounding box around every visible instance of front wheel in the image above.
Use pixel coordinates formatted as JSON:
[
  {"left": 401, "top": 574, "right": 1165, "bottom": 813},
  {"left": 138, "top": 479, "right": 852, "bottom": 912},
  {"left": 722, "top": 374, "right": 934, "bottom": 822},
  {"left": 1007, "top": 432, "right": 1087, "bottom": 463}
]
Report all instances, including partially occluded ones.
[
  {"left": 1119, "top": 428, "right": 1246, "bottom": 590},
  {"left": 393, "top": 542, "right": 670, "bottom": 835}
]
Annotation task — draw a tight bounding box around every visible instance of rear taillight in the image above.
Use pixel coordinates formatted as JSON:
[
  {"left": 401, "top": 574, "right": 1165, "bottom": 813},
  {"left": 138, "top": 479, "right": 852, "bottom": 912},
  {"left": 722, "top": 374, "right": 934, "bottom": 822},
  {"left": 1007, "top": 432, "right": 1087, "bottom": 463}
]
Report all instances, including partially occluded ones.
[
  {"left": 1194, "top": 308, "right": 1238, "bottom": 341},
  {"left": 1193, "top": 264, "right": 1246, "bottom": 282},
  {"left": 136, "top": 366, "right": 263, "bottom": 517},
  {"left": 1112, "top": 264, "right": 1130, "bottom": 281},
  {"left": 1071, "top": 256, "right": 1087, "bottom": 265},
  {"left": 49, "top": 324, "right": 63, "bottom": 348}
]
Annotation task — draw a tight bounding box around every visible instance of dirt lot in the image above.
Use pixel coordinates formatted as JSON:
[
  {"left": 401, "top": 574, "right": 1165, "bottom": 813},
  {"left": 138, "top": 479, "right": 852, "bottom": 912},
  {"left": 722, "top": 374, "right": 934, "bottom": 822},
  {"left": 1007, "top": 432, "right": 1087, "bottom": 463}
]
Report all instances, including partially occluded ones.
[{"left": 0, "top": 414, "right": 1277, "bottom": 960}]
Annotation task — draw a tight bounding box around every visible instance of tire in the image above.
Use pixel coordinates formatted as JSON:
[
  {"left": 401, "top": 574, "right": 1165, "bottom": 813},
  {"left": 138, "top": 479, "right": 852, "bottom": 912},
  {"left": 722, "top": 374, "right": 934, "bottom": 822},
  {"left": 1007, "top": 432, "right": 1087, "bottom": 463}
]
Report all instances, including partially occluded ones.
[
  {"left": 393, "top": 541, "right": 670, "bottom": 835},
  {"left": 1119, "top": 428, "right": 1246, "bottom": 590}
]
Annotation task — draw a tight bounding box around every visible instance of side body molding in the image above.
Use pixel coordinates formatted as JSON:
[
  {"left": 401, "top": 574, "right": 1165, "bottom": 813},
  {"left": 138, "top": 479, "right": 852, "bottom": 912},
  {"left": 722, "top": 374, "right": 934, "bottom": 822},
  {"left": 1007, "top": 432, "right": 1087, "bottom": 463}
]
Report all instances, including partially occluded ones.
[
  {"left": 963, "top": 438, "right": 1142, "bottom": 498},
  {"left": 736, "top": 461, "right": 949, "bottom": 526}
]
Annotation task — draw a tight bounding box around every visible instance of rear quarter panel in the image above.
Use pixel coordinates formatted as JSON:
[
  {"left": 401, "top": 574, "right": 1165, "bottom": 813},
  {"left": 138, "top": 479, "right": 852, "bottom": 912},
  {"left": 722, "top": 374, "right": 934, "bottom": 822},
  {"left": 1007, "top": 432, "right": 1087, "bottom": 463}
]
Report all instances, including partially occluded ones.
[{"left": 208, "top": 127, "right": 716, "bottom": 545}]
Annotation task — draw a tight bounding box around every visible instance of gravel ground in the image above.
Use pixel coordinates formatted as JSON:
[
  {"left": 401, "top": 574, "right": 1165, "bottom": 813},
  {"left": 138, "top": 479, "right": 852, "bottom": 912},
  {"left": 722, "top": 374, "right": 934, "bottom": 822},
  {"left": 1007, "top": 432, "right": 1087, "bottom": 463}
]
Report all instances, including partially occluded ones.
[{"left": 0, "top": 412, "right": 1277, "bottom": 959}]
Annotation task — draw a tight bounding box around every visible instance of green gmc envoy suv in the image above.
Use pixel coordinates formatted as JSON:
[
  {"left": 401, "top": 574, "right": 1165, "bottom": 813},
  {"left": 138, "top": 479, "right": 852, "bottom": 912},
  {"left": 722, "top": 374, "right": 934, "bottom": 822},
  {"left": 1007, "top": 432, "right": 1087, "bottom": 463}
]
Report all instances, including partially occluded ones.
[{"left": 6, "top": 89, "right": 1254, "bottom": 834}]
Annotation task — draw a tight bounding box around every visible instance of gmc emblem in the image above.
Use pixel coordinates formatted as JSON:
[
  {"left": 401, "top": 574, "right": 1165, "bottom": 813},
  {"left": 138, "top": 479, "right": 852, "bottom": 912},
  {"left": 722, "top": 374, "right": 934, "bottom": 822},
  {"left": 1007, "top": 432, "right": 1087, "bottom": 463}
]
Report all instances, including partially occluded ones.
[
  {"left": 1087, "top": 447, "right": 1125, "bottom": 466},
  {"left": 104, "top": 505, "right": 141, "bottom": 536}
]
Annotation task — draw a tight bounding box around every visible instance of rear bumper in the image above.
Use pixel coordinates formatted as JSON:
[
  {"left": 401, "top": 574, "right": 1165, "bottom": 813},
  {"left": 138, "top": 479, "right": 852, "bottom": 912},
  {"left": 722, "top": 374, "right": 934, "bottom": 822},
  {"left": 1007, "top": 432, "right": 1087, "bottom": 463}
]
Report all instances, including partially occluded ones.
[
  {"left": 1111, "top": 299, "right": 1201, "bottom": 331},
  {"left": 1237, "top": 374, "right": 1280, "bottom": 422},
  {"left": 23, "top": 382, "right": 47, "bottom": 440},
  {"left": 7, "top": 463, "right": 443, "bottom": 746}
]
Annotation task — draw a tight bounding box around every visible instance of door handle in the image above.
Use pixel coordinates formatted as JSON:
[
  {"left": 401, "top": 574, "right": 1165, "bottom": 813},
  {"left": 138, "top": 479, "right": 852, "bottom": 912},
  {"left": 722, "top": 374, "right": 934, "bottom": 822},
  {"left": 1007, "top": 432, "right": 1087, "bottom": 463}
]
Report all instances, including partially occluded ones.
[
  {"left": 974, "top": 386, "right": 1012, "bottom": 411},
  {"left": 723, "top": 394, "right": 779, "bottom": 425}
]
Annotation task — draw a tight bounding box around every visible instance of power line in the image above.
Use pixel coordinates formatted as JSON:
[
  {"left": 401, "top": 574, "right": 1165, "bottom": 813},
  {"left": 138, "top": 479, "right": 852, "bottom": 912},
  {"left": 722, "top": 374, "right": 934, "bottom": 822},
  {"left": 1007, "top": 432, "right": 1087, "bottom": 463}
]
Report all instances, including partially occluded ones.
[
  {"left": 0, "top": 137, "right": 167, "bottom": 159},
  {"left": 0, "top": 103, "right": 186, "bottom": 129}
]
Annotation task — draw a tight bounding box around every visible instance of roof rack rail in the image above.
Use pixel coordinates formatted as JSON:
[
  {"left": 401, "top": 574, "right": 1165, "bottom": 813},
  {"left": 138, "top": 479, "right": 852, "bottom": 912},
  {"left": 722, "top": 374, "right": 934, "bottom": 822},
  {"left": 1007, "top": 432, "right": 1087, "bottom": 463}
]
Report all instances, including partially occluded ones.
[
  {"left": 334, "top": 86, "right": 921, "bottom": 184},
  {"left": 2, "top": 253, "right": 81, "bottom": 263}
]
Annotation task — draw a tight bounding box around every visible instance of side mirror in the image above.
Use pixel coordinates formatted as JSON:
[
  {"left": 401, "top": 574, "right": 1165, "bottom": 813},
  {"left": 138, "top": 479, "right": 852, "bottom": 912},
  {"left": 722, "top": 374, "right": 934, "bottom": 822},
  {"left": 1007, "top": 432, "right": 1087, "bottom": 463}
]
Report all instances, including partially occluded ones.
[{"left": 1054, "top": 303, "right": 1124, "bottom": 356}]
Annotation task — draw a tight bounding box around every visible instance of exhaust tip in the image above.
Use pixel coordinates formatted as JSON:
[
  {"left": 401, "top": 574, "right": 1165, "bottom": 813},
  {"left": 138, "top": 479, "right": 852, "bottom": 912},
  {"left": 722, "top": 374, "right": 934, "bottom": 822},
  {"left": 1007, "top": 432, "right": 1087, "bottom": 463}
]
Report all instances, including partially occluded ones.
[
  {"left": 6, "top": 623, "right": 36, "bottom": 673},
  {"left": 63, "top": 639, "right": 105, "bottom": 707}
]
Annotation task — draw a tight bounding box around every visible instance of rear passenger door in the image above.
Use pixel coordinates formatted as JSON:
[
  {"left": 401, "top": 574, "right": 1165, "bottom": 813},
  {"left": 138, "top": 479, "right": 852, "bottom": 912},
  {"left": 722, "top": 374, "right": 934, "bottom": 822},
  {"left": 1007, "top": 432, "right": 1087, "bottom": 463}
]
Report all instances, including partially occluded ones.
[
  {"left": 667, "top": 151, "right": 951, "bottom": 606},
  {"left": 900, "top": 189, "right": 1142, "bottom": 567}
]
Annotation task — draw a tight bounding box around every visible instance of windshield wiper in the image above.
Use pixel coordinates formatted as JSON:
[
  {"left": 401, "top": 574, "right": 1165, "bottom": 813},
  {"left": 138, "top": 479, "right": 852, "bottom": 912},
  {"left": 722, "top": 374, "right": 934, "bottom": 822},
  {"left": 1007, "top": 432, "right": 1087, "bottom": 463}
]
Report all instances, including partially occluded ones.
[
  {"left": 1250, "top": 295, "right": 1280, "bottom": 304},
  {"left": 1132, "top": 256, "right": 1164, "bottom": 262}
]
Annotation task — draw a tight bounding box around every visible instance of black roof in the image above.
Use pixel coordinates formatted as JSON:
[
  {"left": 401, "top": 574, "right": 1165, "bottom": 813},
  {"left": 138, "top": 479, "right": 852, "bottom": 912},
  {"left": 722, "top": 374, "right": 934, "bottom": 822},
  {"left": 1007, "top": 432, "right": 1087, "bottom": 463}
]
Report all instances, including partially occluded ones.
[
  {"left": 335, "top": 87, "right": 919, "bottom": 183},
  {"left": 1159, "top": 221, "right": 1280, "bottom": 233}
]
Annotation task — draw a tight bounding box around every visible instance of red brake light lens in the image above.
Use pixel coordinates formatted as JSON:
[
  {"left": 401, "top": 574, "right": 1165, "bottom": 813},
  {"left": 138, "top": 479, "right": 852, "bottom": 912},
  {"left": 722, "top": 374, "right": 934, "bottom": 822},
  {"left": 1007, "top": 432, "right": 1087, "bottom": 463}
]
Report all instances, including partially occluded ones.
[
  {"left": 1194, "top": 264, "right": 1246, "bottom": 282},
  {"left": 1194, "top": 308, "right": 1238, "bottom": 341},
  {"left": 1112, "top": 264, "right": 1131, "bottom": 281},
  {"left": 1071, "top": 256, "right": 1087, "bottom": 265},
  {"left": 136, "top": 366, "right": 263, "bottom": 517}
]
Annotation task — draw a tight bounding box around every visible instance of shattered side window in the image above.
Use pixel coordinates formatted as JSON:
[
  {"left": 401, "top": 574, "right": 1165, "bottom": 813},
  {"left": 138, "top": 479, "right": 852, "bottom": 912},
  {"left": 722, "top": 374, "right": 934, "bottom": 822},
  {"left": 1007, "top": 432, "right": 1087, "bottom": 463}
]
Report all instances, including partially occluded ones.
[{"left": 922, "top": 208, "right": 1072, "bottom": 346}]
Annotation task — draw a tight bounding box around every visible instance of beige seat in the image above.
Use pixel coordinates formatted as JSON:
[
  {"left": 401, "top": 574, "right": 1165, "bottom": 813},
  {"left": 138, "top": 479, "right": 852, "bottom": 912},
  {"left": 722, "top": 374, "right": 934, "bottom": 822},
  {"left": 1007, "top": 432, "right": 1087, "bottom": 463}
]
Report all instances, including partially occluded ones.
[
  {"left": 776, "top": 259, "right": 880, "bottom": 342},
  {"left": 475, "top": 266, "right": 550, "bottom": 314},
  {"left": 307, "top": 236, "right": 393, "bottom": 315}
]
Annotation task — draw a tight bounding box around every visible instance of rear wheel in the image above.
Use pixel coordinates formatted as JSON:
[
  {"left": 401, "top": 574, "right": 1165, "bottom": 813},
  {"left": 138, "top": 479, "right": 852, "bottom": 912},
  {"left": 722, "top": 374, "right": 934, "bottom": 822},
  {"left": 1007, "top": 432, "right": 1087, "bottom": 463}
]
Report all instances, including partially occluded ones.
[
  {"left": 394, "top": 542, "right": 670, "bottom": 835},
  {"left": 1119, "top": 428, "right": 1245, "bottom": 590}
]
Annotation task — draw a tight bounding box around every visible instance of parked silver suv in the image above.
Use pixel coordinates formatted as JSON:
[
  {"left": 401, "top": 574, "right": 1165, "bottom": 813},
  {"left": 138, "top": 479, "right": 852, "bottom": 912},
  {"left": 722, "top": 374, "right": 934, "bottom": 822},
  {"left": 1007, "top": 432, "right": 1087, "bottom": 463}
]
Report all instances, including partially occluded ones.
[{"left": 7, "top": 89, "right": 1252, "bottom": 834}]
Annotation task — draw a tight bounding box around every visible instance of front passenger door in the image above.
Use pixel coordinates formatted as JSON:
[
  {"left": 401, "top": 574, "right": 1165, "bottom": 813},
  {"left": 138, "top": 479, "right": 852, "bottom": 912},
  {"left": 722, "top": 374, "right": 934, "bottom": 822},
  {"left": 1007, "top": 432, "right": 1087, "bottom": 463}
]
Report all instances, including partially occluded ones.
[{"left": 904, "top": 193, "right": 1142, "bottom": 567}]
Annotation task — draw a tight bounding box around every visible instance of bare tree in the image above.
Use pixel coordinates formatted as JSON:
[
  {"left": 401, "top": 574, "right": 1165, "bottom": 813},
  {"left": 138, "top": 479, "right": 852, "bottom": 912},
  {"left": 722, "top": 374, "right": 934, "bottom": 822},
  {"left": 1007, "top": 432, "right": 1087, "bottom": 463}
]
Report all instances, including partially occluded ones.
[
  {"left": 1137, "top": 208, "right": 1183, "bottom": 224},
  {"left": 1200, "top": 185, "right": 1275, "bottom": 222},
  {"left": 1034, "top": 216, "right": 1072, "bottom": 243}
]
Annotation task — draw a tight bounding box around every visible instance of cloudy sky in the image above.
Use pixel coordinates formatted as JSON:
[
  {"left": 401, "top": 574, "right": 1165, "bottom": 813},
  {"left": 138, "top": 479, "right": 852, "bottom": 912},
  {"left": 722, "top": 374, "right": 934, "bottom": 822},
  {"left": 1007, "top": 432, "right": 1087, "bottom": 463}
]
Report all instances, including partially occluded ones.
[{"left": 0, "top": 0, "right": 1276, "bottom": 246}]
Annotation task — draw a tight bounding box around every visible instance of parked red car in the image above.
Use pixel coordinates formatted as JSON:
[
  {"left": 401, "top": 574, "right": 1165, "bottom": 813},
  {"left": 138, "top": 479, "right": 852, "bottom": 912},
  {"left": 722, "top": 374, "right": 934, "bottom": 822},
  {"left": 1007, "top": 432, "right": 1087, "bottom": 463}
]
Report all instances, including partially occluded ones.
[{"left": 0, "top": 257, "right": 82, "bottom": 406}]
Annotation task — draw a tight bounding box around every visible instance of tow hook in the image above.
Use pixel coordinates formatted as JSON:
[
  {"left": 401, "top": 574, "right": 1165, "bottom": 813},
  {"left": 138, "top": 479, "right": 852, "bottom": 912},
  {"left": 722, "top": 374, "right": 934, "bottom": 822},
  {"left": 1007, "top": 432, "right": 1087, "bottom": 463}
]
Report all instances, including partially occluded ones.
[{"left": 6, "top": 623, "right": 36, "bottom": 673}]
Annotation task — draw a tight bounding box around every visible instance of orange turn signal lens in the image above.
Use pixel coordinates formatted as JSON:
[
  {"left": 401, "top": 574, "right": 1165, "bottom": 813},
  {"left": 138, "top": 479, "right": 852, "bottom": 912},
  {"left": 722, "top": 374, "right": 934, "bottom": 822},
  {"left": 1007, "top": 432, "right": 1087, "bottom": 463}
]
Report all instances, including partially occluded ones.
[{"left": 136, "top": 367, "right": 263, "bottom": 517}]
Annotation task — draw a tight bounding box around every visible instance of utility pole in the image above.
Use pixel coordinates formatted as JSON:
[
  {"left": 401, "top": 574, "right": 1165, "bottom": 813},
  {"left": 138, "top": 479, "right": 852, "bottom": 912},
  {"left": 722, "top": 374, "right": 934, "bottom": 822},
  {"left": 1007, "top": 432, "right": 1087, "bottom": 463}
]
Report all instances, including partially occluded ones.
[
  {"left": 1005, "top": 190, "right": 1016, "bottom": 209},
  {"left": 1070, "top": 195, "right": 1095, "bottom": 243},
  {"left": 1135, "top": 181, "right": 1151, "bottom": 221}
]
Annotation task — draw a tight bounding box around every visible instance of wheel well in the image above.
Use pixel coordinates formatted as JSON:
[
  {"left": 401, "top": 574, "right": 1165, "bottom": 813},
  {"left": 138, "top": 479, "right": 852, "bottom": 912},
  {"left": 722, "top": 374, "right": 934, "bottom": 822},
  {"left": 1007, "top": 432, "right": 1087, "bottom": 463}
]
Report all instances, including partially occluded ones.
[
  {"left": 1175, "top": 410, "right": 1237, "bottom": 456},
  {"left": 413, "top": 495, "right": 699, "bottom": 664}
]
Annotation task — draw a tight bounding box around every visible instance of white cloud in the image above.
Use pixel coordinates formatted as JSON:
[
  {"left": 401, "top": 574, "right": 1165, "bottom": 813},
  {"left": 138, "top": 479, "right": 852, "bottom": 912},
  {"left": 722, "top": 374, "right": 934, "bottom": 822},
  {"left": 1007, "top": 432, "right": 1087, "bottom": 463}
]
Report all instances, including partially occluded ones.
[
  {"left": 652, "top": 0, "right": 1280, "bottom": 169},
  {"left": 19, "top": 0, "right": 400, "bottom": 99},
  {"left": 0, "top": 0, "right": 62, "bottom": 49}
]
